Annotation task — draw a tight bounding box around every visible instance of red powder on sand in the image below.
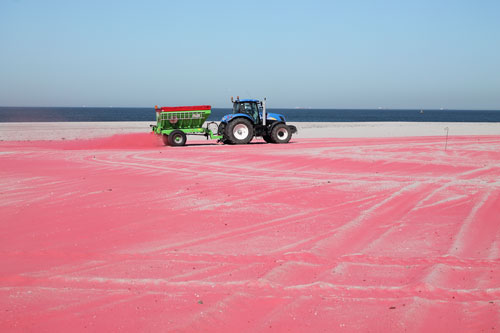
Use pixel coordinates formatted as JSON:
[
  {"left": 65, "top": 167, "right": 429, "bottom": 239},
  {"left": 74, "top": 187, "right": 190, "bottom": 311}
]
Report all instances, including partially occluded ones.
[
  {"left": 1, "top": 135, "right": 500, "bottom": 332},
  {"left": 0, "top": 132, "right": 165, "bottom": 150},
  {"left": 58, "top": 132, "right": 164, "bottom": 150}
]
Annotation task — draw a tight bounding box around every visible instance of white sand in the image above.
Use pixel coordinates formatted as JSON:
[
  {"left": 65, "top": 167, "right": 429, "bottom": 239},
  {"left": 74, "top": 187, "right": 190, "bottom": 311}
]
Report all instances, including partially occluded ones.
[
  {"left": 0, "top": 121, "right": 499, "bottom": 141},
  {"left": 294, "top": 122, "right": 500, "bottom": 138}
]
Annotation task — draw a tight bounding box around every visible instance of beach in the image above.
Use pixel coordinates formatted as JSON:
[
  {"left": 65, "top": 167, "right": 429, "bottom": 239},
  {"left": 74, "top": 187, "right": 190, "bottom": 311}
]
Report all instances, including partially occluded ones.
[
  {"left": 1, "top": 122, "right": 500, "bottom": 331},
  {"left": 1, "top": 121, "right": 500, "bottom": 140}
]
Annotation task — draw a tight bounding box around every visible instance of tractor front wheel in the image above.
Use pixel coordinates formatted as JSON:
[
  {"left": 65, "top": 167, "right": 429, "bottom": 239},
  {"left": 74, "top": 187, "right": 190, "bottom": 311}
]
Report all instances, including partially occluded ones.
[
  {"left": 168, "top": 130, "right": 187, "bottom": 146},
  {"left": 263, "top": 134, "right": 274, "bottom": 143},
  {"left": 270, "top": 123, "right": 291, "bottom": 143},
  {"left": 226, "top": 118, "right": 254, "bottom": 144}
]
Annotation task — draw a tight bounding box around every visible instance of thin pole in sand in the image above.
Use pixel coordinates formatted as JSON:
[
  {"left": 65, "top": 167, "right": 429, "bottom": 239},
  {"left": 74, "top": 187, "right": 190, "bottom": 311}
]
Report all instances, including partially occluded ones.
[{"left": 444, "top": 127, "right": 449, "bottom": 151}]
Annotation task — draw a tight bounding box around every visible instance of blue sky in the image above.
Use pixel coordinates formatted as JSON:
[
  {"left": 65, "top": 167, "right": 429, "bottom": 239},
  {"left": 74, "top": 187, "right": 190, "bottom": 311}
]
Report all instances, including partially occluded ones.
[{"left": 1, "top": 0, "right": 499, "bottom": 109}]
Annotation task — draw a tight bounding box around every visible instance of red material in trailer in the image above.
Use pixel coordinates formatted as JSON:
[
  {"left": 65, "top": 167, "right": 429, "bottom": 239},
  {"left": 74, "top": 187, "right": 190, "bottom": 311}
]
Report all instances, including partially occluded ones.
[{"left": 155, "top": 105, "right": 211, "bottom": 113}]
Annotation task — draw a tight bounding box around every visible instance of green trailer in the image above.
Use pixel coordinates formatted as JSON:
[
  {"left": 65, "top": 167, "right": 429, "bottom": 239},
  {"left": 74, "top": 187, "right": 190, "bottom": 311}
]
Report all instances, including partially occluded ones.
[{"left": 151, "top": 105, "right": 221, "bottom": 146}]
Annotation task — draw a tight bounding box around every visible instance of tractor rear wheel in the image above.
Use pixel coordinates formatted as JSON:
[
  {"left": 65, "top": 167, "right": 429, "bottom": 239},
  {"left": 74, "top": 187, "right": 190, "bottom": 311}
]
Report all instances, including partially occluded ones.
[
  {"left": 270, "top": 123, "right": 291, "bottom": 143},
  {"left": 161, "top": 134, "right": 169, "bottom": 146},
  {"left": 168, "top": 130, "right": 187, "bottom": 146},
  {"left": 226, "top": 118, "right": 254, "bottom": 144}
]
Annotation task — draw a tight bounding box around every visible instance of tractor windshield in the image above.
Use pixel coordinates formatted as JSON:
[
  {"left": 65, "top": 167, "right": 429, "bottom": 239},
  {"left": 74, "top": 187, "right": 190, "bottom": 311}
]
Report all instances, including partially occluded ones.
[{"left": 233, "top": 102, "right": 259, "bottom": 122}]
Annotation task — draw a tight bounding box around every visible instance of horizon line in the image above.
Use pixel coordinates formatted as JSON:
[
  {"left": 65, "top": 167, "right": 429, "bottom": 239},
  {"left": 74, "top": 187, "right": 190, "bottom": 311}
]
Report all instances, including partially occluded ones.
[{"left": 1, "top": 105, "right": 500, "bottom": 111}]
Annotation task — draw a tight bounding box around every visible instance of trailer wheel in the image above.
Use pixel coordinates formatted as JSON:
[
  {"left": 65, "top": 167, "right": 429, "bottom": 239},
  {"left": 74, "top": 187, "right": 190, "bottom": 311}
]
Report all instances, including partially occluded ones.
[
  {"left": 226, "top": 118, "right": 254, "bottom": 144},
  {"left": 161, "top": 134, "right": 169, "bottom": 146},
  {"left": 270, "top": 123, "right": 291, "bottom": 143},
  {"left": 168, "top": 130, "right": 187, "bottom": 146}
]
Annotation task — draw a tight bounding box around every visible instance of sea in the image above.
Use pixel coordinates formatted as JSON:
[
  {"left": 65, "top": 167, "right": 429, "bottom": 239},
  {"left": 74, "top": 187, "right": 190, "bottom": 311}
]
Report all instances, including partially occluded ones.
[{"left": 1, "top": 107, "right": 500, "bottom": 123}]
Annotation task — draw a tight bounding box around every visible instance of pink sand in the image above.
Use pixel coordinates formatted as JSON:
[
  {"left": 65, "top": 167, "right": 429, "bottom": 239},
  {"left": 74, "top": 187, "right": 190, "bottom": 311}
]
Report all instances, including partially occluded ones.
[{"left": 1, "top": 133, "right": 499, "bottom": 332}]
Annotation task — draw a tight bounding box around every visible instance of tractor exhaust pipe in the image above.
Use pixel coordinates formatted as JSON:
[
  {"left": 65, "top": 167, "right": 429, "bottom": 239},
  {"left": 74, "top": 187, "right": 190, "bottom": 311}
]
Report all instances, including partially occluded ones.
[{"left": 262, "top": 98, "right": 267, "bottom": 126}]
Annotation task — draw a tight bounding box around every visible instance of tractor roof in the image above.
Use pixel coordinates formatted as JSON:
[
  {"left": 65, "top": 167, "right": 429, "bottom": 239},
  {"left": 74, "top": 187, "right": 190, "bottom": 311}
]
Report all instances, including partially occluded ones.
[{"left": 236, "top": 99, "right": 260, "bottom": 103}]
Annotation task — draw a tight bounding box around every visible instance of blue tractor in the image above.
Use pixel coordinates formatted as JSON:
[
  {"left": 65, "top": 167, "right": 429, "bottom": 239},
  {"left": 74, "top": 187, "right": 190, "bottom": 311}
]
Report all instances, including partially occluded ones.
[{"left": 218, "top": 97, "right": 297, "bottom": 144}]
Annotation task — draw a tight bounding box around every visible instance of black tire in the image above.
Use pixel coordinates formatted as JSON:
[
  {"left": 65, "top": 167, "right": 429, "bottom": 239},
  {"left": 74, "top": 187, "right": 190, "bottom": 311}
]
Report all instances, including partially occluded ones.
[
  {"left": 225, "top": 118, "right": 254, "bottom": 144},
  {"left": 217, "top": 123, "right": 226, "bottom": 136},
  {"left": 270, "top": 123, "right": 291, "bottom": 143},
  {"left": 167, "top": 130, "right": 187, "bottom": 146},
  {"left": 263, "top": 134, "right": 274, "bottom": 143},
  {"left": 218, "top": 123, "right": 232, "bottom": 144},
  {"left": 161, "top": 134, "right": 169, "bottom": 146}
]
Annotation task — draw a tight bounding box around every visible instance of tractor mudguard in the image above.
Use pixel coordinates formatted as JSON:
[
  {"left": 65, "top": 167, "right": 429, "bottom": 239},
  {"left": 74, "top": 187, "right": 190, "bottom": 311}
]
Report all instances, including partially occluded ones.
[
  {"left": 220, "top": 113, "right": 254, "bottom": 124},
  {"left": 268, "top": 121, "right": 285, "bottom": 132}
]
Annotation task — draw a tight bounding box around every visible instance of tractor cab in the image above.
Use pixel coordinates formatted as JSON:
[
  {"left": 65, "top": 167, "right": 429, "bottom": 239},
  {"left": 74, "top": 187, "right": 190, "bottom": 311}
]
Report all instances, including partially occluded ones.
[{"left": 232, "top": 99, "right": 261, "bottom": 124}]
